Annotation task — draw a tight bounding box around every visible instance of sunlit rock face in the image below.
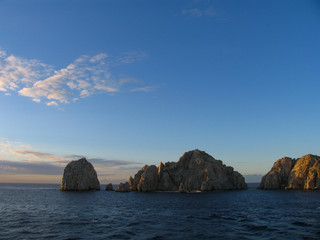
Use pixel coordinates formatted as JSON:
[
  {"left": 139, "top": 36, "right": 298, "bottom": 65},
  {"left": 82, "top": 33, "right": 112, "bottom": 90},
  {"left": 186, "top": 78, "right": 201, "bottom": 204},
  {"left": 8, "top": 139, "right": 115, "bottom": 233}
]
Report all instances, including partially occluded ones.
[
  {"left": 60, "top": 158, "right": 100, "bottom": 191},
  {"left": 260, "top": 154, "right": 320, "bottom": 190},
  {"left": 128, "top": 149, "right": 247, "bottom": 192}
]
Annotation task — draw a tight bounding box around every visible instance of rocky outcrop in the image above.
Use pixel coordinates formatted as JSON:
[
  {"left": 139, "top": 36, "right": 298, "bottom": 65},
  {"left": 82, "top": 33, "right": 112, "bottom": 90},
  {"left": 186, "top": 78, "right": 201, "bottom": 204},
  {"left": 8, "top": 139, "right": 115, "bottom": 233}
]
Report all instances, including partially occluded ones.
[
  {"left": 116, "top": 182, "right": 130, "bottom": 192},
  {"left": 127, "top": 149, "right": 247, "bottom": 192},
  {"left": 60, "top": 158, "right": 100, "bottom": 191},
  {"left": 260, "top": 154, "right": 320, "bottom": 190},
  {"left": 105, "top": 183, "right": 114, "bottom": 191}
]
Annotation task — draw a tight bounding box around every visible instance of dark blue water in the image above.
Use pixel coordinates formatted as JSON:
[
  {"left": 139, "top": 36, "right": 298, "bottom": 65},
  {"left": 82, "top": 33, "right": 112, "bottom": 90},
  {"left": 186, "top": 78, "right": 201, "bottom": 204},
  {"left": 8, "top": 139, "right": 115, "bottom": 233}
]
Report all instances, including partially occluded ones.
[{"left": 0, "top": 183, "right": 320, "bottom": 239}]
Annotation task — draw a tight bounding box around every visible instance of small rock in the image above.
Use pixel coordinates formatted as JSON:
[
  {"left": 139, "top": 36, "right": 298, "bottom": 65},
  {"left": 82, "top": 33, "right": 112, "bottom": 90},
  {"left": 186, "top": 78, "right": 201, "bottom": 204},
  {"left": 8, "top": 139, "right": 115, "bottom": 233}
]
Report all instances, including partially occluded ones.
[{"left": 105, "top": 183, "right": 113, "bottom": 191}]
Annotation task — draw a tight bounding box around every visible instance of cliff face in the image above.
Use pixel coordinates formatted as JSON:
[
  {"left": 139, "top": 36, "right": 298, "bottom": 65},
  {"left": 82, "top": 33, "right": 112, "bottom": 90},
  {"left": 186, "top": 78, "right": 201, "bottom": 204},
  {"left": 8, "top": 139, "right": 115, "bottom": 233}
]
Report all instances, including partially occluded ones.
[
  {"left": 260, "top": 157, "right": 297, "bottom": 189},
  {"left": 60, "top": 158, "right": 100, "bottom": 191},
  {"left": 260, "top": 154, "right": 320, "bottom": 190},
  {"left": 127, "top": 149, "right": 247, "bottom": 192}
]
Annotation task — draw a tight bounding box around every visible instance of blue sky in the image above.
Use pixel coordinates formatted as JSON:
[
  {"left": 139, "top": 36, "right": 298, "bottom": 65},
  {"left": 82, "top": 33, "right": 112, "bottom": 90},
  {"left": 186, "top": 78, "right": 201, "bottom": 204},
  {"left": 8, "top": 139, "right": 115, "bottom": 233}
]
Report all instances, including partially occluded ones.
[{"left": 0, "top": 0, "right": 319, "bottom": 183}]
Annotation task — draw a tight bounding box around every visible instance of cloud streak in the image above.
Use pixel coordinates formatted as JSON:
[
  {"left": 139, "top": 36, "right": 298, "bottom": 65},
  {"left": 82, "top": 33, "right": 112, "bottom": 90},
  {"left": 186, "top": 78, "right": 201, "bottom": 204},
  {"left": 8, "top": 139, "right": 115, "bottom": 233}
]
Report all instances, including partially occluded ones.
[
  {"left": 0, "top": 160, "right": 64, "bottom": 175},
  {"left": 0, "top": 49, "right": 153, "bottom": 107}
]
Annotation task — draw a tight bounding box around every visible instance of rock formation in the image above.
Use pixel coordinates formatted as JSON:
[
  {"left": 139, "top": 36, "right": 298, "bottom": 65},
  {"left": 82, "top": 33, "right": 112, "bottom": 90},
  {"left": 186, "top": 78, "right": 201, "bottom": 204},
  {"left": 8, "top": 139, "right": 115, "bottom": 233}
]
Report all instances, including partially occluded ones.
[
  {"left": 260, "top": 154, "right": 320, "bottom": 190},
  {"left": 116, "top": 182, "right": 130, "bottom": 192},
  {"left": 105, "top": 183, "right": 114, "bottom": 191},
  {"left": 60, "top": 158, "right": 100, "bottom": 191},
  {"left": 127, "top": 149, "right": 247, "bottom": 192}
]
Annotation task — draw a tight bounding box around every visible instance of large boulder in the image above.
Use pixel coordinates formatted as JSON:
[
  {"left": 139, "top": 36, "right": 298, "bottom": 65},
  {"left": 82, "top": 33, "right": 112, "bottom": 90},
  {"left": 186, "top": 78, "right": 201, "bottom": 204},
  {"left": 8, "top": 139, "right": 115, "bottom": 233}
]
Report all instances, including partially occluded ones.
[
  {"left": 128, "top": 149, "right": 247, "bottom": 192},
  {"left": 60, "top": 158, "right": 100, "bottom": 191},
  {"left": 260, "top": 154, "right": 320, "bottom": 190}
]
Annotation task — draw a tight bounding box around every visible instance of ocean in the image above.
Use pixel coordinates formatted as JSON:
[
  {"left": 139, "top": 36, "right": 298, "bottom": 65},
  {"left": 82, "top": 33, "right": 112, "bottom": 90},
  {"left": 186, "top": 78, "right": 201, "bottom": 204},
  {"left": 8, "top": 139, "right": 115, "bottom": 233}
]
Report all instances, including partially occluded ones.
[{"left": 0, "top": 183, "right": 319, "bottom": 239}]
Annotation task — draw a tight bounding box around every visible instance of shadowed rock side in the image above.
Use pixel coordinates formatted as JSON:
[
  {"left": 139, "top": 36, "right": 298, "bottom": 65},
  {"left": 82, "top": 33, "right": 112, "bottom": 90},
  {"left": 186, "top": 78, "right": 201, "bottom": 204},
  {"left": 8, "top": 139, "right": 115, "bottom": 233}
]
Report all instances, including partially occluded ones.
[
  {"left": 60, "top": 158, "right": 100, "bottom": 191},
  {"left": 260, "top": 154, "right": 320, "bottom": 190},
  {"left": 121, "top": 149, "right": 247, "bottom": 192}
]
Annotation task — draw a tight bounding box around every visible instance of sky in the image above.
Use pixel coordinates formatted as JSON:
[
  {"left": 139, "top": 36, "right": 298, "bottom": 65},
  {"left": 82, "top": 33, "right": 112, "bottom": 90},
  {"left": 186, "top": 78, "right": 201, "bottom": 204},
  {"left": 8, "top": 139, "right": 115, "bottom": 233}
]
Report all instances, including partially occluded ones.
[{"left": 0, "top": 0, "right": 319, "bottom": 184}]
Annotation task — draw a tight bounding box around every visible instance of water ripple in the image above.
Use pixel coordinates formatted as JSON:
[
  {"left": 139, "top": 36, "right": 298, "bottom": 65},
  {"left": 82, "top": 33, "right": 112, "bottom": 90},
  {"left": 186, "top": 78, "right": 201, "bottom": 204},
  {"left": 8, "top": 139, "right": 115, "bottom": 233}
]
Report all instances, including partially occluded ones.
[{"left": 0, "top": 184, "right": 320, "bottom": 239}]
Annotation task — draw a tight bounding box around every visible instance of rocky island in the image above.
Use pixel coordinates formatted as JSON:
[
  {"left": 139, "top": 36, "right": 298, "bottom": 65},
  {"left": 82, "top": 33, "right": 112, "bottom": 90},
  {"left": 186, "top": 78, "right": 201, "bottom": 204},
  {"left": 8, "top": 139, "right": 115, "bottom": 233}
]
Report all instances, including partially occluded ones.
[
  {"left": 260, "top": 154, "right": 320, "bottom": 190},
  {"left": 117, "top": 149, "right": 247, "bottom": 192},
  {"left": 60, "top": 157, "right": 100, "bottom": 191}
]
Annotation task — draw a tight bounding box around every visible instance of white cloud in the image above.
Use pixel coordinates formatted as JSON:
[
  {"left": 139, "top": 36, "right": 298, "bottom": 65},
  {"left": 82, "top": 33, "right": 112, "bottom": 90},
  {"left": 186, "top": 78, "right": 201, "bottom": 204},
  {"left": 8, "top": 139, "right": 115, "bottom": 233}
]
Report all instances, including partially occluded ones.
[
  {"left": 5, "top": 93, "right": 11, "bottom": 96},
  {"left": 0, "top": 52, "right": 53, "bottom": 93},
  {"left": 79, "top": 89, "right": 91, "bottom": 98},
  {"left": 46, "top": 101, "right": 58, "bottom": 106},
  {"left": 0, "top": 48, "right": 154, "bottom": 107}
]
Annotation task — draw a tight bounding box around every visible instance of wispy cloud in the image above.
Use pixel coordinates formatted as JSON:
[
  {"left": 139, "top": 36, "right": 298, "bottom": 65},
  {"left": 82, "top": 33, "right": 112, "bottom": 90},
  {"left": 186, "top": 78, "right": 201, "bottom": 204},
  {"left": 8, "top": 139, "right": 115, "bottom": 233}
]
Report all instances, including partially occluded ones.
[
  {"left": 88, "top": 158, "right": 142, "bottom": 166},
  {"left": 182, "top": 7, "right": 216, "bottom": 17},
  {"left": 113, "top": 51, "right": 147, "bottom": 65},
  {"left": 0, "top": 49, "right": 154, "bottom": 107},
  {"left": 130, "top": 86, "right": 155, "bottom": 92},
  {"left": 10, "top": 149, "right": 61, "bottom": 161},
  {"left": 0, "top": 138, "right": 32, "bottom": 151}
]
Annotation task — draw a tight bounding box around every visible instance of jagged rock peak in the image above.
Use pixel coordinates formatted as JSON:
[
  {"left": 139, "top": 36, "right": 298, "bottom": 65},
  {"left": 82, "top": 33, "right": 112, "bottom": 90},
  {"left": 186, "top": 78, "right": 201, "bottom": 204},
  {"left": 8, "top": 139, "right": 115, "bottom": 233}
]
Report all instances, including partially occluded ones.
[
  {"left": 176, "top": 149, "right": 222, "bottom": 167},
  {"left": 60, "top": 157, "right": 100, "bottom": 191},
  {"left": 260, "top": 154, "right": 320, "bottom": 190}
]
